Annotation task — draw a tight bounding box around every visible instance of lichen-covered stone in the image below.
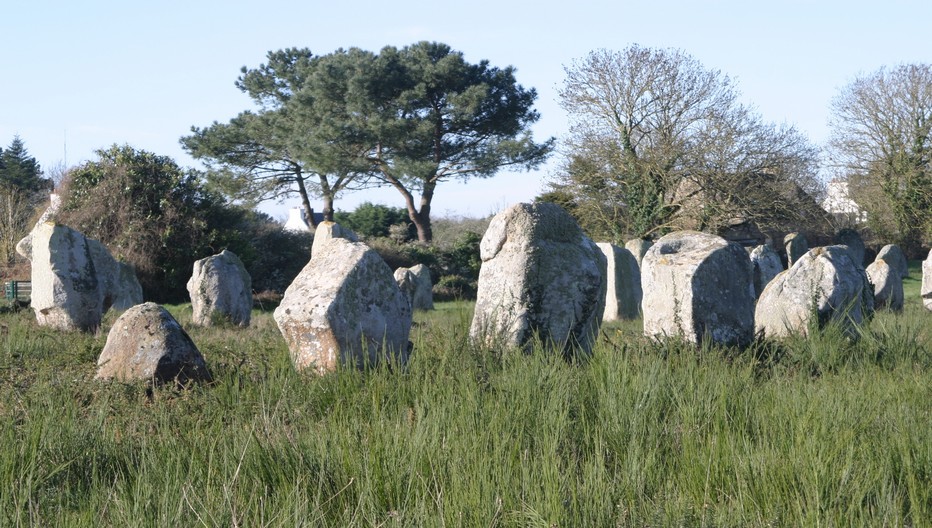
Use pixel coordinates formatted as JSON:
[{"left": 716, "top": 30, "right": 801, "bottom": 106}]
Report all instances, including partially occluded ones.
[
  {"left": 755, "top": 245, "right": 874, "bottom": 339},
  {"left": 624, "top": 238, "right": 653, "bottom": 268},
  {"left": 470, "top": 202, "right": 605, "bottom": 356},
  {"left": 96, "top": 302, "right": 211, "bottom": 383},
  {"left": 865, "top": 259, "right": 904, "bottom": 311},
  {"left": 394, "top": 263, "right": 433, "bottom": 311},
  {"left": 875, "top": 244, "right": 908, "bottom": 279},
  {"left": 111, "top": 262, "right": 144, "bottom": 311},
  {"left": 642, "top": 231, "right": 755, "bottom": 347},
  {"left": 311, "top": 221, "right": 358, "bottom": 258},
  {"left": 597, "top": 243, "right": 641, "bottom": 321},
  {"left": 783, "top": 232, "right": 808, "bottom": 268},
  {"left": 187, "top": 250, "right": 252, "bottom": 327},
  {"left": 749, "top": 244, "right": 784, "bottom": 299},
  {"left": 274, "top": 238, "right": 411, "bottom": 374}
]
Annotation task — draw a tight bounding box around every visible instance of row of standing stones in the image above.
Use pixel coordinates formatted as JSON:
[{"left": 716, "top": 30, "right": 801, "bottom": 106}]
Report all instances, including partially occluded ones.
[{"left": 14, "top": 204, "right": 932, "bottom": 383}]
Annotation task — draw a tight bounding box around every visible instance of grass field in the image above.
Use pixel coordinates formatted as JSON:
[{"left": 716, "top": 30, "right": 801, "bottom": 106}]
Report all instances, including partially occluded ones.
[{"left": 0, "top": 262, "right": 929, "bottom": 526}]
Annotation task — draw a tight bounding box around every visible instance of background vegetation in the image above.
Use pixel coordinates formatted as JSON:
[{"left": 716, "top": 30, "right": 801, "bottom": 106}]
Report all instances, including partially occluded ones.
[{"left": 0, "top": 263, "right": 929, "bottom": 526}]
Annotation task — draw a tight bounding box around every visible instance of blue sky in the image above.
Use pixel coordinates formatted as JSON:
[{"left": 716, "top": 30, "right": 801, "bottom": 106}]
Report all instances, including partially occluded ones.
[{"left": 2, "top": 0, "right": 930, "bottom": 219}]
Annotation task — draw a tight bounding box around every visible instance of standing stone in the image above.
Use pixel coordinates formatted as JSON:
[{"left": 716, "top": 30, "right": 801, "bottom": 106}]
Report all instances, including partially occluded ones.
[
  {"left": 596, "top": 243, "right": 642, "bottom": 321},
  {"left": 641, "top": 231, "right": 755, "bottom": 347},
  {"left": 187, "top": 250, "right": 252, "bottom": 327},
  {"left": 111, "top": 262, "right": 144, "bottom": 310},
  {"left": 755, "top": 246, "right": 874, "bottom": 339},
  {"left": 865, "top": 259, "right": 904, "bottom": 311},
  {"left": 834, "top": 228, "right": 866, "bottom": 268},
  {"left": 875, "top": 244, "right": 909, "bottom": 279},
  {"left": 624, "top": 238, "right": 653, "bottom": 268},
  {"left": 470, "top": 202, "right": 606, "bottom": 356},
  {"left": 274, "top": 238, "right": 411, "bottom": 374},
  {"left": 15, "top": 193, "right": 62, "bottom": 262},
  {"left": 394, "top": 264, "right": 433, "bottom": 311},
  {"left": 784, "top": 232, "right": 808, "bottom": 268},
  {"left": 95, "top": 302, "right": 211, "bottom": 383},
  {"left": 311, "top": 221, "right": 358, "bottom": 258},
  {"left": 30, "top": 222, "right": 118, "bottom": 332},
  {"left": 749, "top": 244, "right": 784, "bottom": 299},
  {"left": 922, "top": 249, "right": 932, "bottom": 311}
]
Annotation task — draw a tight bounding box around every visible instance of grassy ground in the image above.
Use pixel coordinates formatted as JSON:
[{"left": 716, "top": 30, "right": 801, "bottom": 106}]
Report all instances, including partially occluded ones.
[{"left": 0, "top": 270, "right": 930, "bottom": 527}]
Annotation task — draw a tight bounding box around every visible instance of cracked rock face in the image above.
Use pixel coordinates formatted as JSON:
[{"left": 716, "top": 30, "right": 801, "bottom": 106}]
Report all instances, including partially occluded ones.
[
  {"left": 274, "top": 238, "right": 411, "bottom": 374},
  {"left": 642, "top": 231, "right": 755, "bottom": 347},
  {"left": 469, "top": 202, "right": 606, "bottom": 357},
  {"left": 96, "top": 302, "right": 210, "bottom": 383},
  {"left": 755, "top": 245, "right": 874, "bottom": 340}
]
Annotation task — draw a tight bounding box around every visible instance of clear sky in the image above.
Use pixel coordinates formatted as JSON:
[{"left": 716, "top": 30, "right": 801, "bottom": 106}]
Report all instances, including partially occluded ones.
[{"left": 2, "top": 0, "right": 930, "bottom": 220}]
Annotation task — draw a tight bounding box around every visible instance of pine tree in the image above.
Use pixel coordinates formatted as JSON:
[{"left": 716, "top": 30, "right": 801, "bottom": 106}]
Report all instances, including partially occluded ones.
[{"left": 0, "top": 136, "right": 49, "bottom": 194}]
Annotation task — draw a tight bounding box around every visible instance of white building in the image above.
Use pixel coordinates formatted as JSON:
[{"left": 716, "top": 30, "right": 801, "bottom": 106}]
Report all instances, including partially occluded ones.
[{"left": 822, "top": 180, "right": 867, "bottom": 223}]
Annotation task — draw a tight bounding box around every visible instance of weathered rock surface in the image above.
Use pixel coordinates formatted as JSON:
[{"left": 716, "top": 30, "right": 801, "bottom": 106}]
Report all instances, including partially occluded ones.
[
  {"left": 311, "top": 221, "right": 358, "bottom": 258},
  {"left": 470, "top": 202, "right": 606, "bottom": 356},
  {"left": 755, "top": 245, "right": 874, "bottom": 339},
  {"left": 394, "top": 263, "right": 433, "bottom": 311},
  {"left": 15, "top": 193, "right": 62, "bottom": 261},
  {"left": 274, "top": 238, "right": 411, "bottom": 374},
  {"left": 642, "top": 231, "right": 755, "bottom": 347},
  {"left": 597, "top": 243, "right": 642, "bottom": 321},
  {"left": 187, "top": 250, "right": 252, "bottom": 327},
  {"left": 111, "top": 262, "right": 144, "bottom": 310},
  {"left": 875, "top": 244, "right": 909, "bottom": 279},
  {"left": 749, "top": 244, "right": 784, "bottom": 299},
  {"left": 30, "top": 222, "right": 118, "bottom": 332},
  {"left": 865, "top": 259, "right": 904, "bottom": 311},
  {"left": 95, "top": 302, "right": 211, "bottom": 383},
  {"left": 923, "top": 249, "right": 932, "bottom": 311},
  {"left": 834, "top": 228, "right": 866, "bottom": 268},
  {"left": 624, "top": 238, "right": 653, "bottom": 268},
  {"left": 784, "top": 232, "right": 808, "bottom": 268}
]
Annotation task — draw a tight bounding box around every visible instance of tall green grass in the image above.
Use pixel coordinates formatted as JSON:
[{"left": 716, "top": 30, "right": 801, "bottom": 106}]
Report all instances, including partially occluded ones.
[{"left": 0, "top": 296, "right": 929, "bottom": 526}]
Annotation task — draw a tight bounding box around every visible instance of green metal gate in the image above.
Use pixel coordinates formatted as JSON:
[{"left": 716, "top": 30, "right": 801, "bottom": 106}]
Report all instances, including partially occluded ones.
[{"left": 3, "top": 281, "right": 30, "bottom": 302}]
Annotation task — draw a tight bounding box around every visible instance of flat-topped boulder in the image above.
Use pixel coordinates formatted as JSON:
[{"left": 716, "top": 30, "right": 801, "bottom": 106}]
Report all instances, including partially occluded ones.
[
  {"left": 865, "top": 258, "right": 904, "bottom": 311},
  {"left": 95, "top": 302, "right": 211, "bottom": 383},
  {"left": 187, "top": 249, "right": 252, "bottom": 327},
  {"left": 274, "top": 238, "right": 411, "bottom": 374},
  {"left": 596, "top": 243, "right": 641, "bottom": 321},
  {"left": 755, "top": 245, "right": 874, "bottom": 339},
  {"left": 470, "top": 202, "right": 605, "bottom": 356},
  {"left": 641, "top": 231, "right": 755, "bottom": 347}
]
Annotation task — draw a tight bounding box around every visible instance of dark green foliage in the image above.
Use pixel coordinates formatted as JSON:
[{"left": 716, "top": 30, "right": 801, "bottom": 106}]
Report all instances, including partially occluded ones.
[
  {"left": 0, "top": 136, "right": 50, "bottom": 194},
  {"left": 333, "top": 202, "right": 414, "bottom": 240},
  {"left": 57, "top": 145, "right": 232, "bottom": 302}
]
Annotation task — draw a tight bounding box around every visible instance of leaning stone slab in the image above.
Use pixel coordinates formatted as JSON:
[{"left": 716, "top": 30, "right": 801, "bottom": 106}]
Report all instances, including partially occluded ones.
[
  {"left": 755, "top": 245, "right": 874, "bottom": 339},
  {"left": 922, "top": 249, "right": 932, "bottom": 312},
  {"left": 597, "top": 243, "right": 642, "bottom": 321},
  {"left": 834, "top": 228, "right": 865, "bottom": 268},
  {"left": 30, "top": 222, "right": 118, "bottom": 332},
  {"left": 187, "top": 250, "right": 252, "bottom": 327},
  {"left": 642, "top": 231, "right": 755, "bottom": 347},
  {"left": 311, "top": 221, "right": 358, "bottom": 258},
  {"left": 274, "top": 238, "right": 411, "bottom": 374},
  {"left": 865, "top": 259, "right": 904, "bottom": 312},
  {"left": 749, "top": 244, "right": 784, "bottom": 299},
  {"left": 95, "top": 302, "right": 211, "bottom": 383},
  {"left": 470, "top": 202, "right": 606, "bottom": 356},
  {"left": 784, "top": 232, "right": 808, "bottom": 268},
  {"left": 875, "top": 244, "right": 908, "bottom": 279}
]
